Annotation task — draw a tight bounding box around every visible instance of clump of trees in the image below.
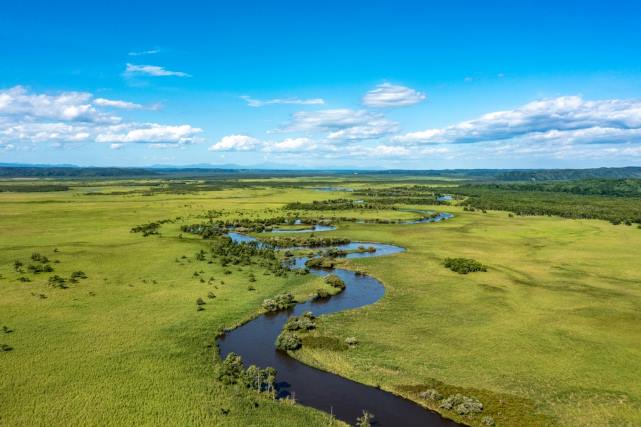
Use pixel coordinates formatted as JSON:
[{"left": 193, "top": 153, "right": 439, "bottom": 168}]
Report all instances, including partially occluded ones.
[
  {"left": 305, "top": 257, "right": 337, "bottom": 269},
  {"left": 260, "top": 236, "right": 350, "bottom": 248},
  {"left": 69, "top": 271, "right": 87, "bottom": 283},
  {"left": 284, "top": 312, "right": 316, "bottom": 331},
  {"left": 130, "top": 221, "right": 163, "bottom": 236},
  {"left": 436, "top": 183, "right": 641, "bottom": 225},
  {"left": 262, "top": 293, "right": 295, "bottom": 312},
  {"left": 285, "top": 198, "right": 392, "bottom": 211},
  {"left": 217, "top": 352, "right": 277, "bottom": 395},
  {"left": 26, "top": 253, "right": 54, "bottom": 274},
  {"left": 48, "top": 275, "right": 68, "bottom": 289},
  {"left": 439, "top": 393, "right": 484, "bottom": 415},
  {"left": 324, "top": 274, "right": 345, "bottom": 291},
  {"left": 443, "top": 257, "right": 487, "bottom": 274},
  {"left": 275, "top": 330, "right": 302, "bottom": 351}
]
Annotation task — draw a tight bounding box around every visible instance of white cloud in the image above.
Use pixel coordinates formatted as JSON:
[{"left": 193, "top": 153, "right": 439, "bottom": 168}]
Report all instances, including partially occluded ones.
[
  {"left": 264, "top": 137, "right": 315, "bottom": 152},
  {"left": 110, "top": 143, "right": 124, "bottom": 150},
  {"left": 125, "top": 63, "right": 191, "bottom": 77},
  {"left": 241, "top": 96, "right": 325, "bottom": 107},
  {"left": 280, "top": 108, "right": 398, "bottom": 141},
  {"left": 94, "top": 98, "right": 143, "bottom": 109},
  {"left": 362, "top": 83, "right": 426, "bottom": 108},
  {"left": 96, "top": 124, "right": 202, "bottom": 145},
  {"left": 1, "top": 122, "right": 93, "bottom": 143},
  {"left": 366, "top": 145, "right": 411, "bottom": 157},
  {"left": 0, "top": 86, "right": 201, "bottom": 148},
  {"left": 393, "top": 96, "right": 641, "bottom": 146},
  {"left": 128, "top": 49, "right": 160, "bottom": 56},
  {"left": 209, "top": 134, "right": 261, "bottom": 151},
  {"left": 0, "top": 86, "right": 119, "bottom": 123}
]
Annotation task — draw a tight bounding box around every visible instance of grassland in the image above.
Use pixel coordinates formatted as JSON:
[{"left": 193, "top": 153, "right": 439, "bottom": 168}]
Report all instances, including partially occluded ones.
[
  {"left": 293, "top": 206, "right": 641, "bottom": 426},
  {"left": 2, "top": 178, "right": 641, "bottom": 426}
]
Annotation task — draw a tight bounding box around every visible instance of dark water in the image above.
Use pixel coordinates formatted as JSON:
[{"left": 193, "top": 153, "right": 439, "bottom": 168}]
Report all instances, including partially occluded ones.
[{"left": 219, "top": 231, "right": 460, "bottom": 426}]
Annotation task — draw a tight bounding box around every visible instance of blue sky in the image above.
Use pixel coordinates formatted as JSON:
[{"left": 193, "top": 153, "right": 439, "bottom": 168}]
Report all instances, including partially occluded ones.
[{"left": 2, "top": 1, "right": 641, "bottom": 168}]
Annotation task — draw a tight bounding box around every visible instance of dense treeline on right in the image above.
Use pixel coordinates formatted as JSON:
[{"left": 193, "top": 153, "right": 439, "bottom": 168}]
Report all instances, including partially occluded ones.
[{"left": 440, "top": 179, "right": 641, "bottom": 225}]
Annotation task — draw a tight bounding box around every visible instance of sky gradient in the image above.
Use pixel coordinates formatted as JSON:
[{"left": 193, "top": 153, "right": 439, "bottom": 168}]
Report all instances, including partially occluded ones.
[{"left": 2, "top": 1, "right": 641, "bottom": 169}]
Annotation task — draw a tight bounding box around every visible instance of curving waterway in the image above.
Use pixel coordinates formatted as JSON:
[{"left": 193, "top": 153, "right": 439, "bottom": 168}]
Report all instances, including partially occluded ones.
[{"left": 218, "top": 213, "right": 461, "bottom": 426}]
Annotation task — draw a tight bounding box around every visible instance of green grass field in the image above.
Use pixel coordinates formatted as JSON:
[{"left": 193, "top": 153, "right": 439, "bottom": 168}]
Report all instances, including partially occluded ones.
[{"left": 1, "top": 179, "right": 641, "bottom": 426}]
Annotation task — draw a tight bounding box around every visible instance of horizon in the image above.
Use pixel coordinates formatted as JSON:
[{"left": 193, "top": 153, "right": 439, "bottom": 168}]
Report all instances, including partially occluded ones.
[{"left": 2, "top": 1, "right": 641, "bottom": 169}]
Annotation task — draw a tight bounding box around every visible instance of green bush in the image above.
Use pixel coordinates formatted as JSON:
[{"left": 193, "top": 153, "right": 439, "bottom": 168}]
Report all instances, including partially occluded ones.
[
  {"left": 284, "top": 312, "right": 316, "bottom": 331},
  {"left": 304, "top": 257, "right": 336, "bottom": 269},
  {"left": 356, "top": 410, "right": 375, "bottom": 427},
  {"left": 419, "top": 388, "right": 443, "bottom": 401},
  {"left": 48, "top": 275, "right": 68, "bottom": 289},
  {"left": 262, "top": 293, "right": 295, "bottom": 312},
  {"left": 443, "top": 257, "right": 487, "bottom": 274},
  {"left": 345, "top": 336, "right": 358, "bottom": 347},
  {"left": 275, "top": 331, "right": 302, "bottom": 351},
  {"left": 440, "top": 393, "right": 483, "bottom": 415},
  {"left": 324, "top": 274, "right": 345, "bottom": 290}
]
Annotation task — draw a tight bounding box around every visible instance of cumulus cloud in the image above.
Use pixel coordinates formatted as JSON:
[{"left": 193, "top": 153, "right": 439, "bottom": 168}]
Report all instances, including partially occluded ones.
[
  {"left": 209, "top": 134, "right": 261, "bottom": 151},
  {"left": 393, "top": 96, "right": 641, "bottom": 146},
  {"left": 264, "top": 137, "right": 315, "bottom": 152},
  {"left": 125, "top": 63, "right": 191, "bottom": 77},
  {"left": 94, "top": 98, "right": 143, "bottom": 109},
  {"left": 280, "top": 109, "right": 398, "bottom": 141},
  {"left": 1, "top": 122, "right": 92, "bottom": 143},
  {"left": 362, "top": 83, "right": 426, "bottom": 108},
  {"left": 365, "top": 144, "right": 411, "bottom": 157},
  {"left": 0, "top": 86, "right": 119, "bottom": 123},
  {"left": 241, "top": 96, "right": 325, "bottom": 107},
  {"left": 96, "top": 124, "right": 202, "bottom": 145},
  {"left": 128, "top": 49, "right": 160, "bottom": 56},
  {"left": 0, "top": 86, "right": 200, "bottom": 149}
]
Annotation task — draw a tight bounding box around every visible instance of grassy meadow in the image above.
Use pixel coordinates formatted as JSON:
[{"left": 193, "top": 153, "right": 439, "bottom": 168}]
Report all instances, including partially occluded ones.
[{"left": 1, "top": 178, "right": 641, "bottom": 426}]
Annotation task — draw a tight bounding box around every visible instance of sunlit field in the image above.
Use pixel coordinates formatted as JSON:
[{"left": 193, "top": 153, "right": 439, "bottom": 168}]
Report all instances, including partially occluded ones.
[{"left": 1, "top": 177, "right": 641, "bottom": 426}]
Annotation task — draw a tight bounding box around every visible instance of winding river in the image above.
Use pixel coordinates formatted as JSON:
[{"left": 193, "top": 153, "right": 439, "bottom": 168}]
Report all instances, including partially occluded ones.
[{"left": 218, "top": 212, "right": 461, "bottom": 426}]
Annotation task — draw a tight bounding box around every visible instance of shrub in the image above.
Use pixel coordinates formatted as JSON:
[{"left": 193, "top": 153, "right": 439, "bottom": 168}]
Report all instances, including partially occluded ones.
[
  {"left": 275, "top": 331, "right": 302, "bottom": 351},
  {"left": 70, "top": 271, "right": 87, "bottom": 283},
  {"left": 284, "top": 312, "right": 316, "bottom": 331},
  {"left": 419, "top": 388, "right": 443, "bottom": 401},
  {"left": 313, "top": 289, "right": 331, "bottom": 300},
  {"left": 196, "top": 297, "right": 206, "bottom": 305},
  {"left": 13, "top": 260, "right": 23, "bottom": 272},
  {"left": 31, "top": 253, "right": 49, "bottom": 263},
  {"left": 48, "top": 275, "right": 68, "bottom": 289},
  {"left": 130, "top": 222, "right": 161, "bottom": 236},
  {"left": 217, "top": 352, "right": 245, "bottom": 384},
  {"left": 262, "top": 293, "right": 295, "bottom": 312},
  {"left": 304, "top": 257, "right": 336, "bottom": 269},
  {"left": 0, "top": 344, "right": 13, "bottom": 352},
  {"left": 207, "top": 292, "right": 216, "bottom": 299},
  {"left": 28, "top": 263, "right": 53, "bottom": 274},
  {"left": 439, "top": 393, "right": 483, "bottom": 415},
  {"left": 324, "top": 274, "right": 345, "bottom": 290},
  {"left": 481, "top": 415, "right": 495, "bottom": 426},
  {"left": 443, "top": 257, "right": 487, "bottom": 274},
  {"left": 345, "top": 336, "right": 358, "bottom": 347},
  {"left": 356, "top": 410, "right": 375, "bottom": 427}
]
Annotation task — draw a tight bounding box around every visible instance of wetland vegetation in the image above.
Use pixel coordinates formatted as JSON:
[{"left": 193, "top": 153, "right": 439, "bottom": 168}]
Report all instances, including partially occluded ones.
[{"left": 2, "top": 171, "right": 641, "bottom": 426}]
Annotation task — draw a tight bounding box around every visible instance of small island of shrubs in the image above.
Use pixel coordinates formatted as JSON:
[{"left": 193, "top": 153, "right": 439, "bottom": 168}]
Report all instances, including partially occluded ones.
[{"left": 443, "top": 257, "right": 487, "bottom": 274}]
